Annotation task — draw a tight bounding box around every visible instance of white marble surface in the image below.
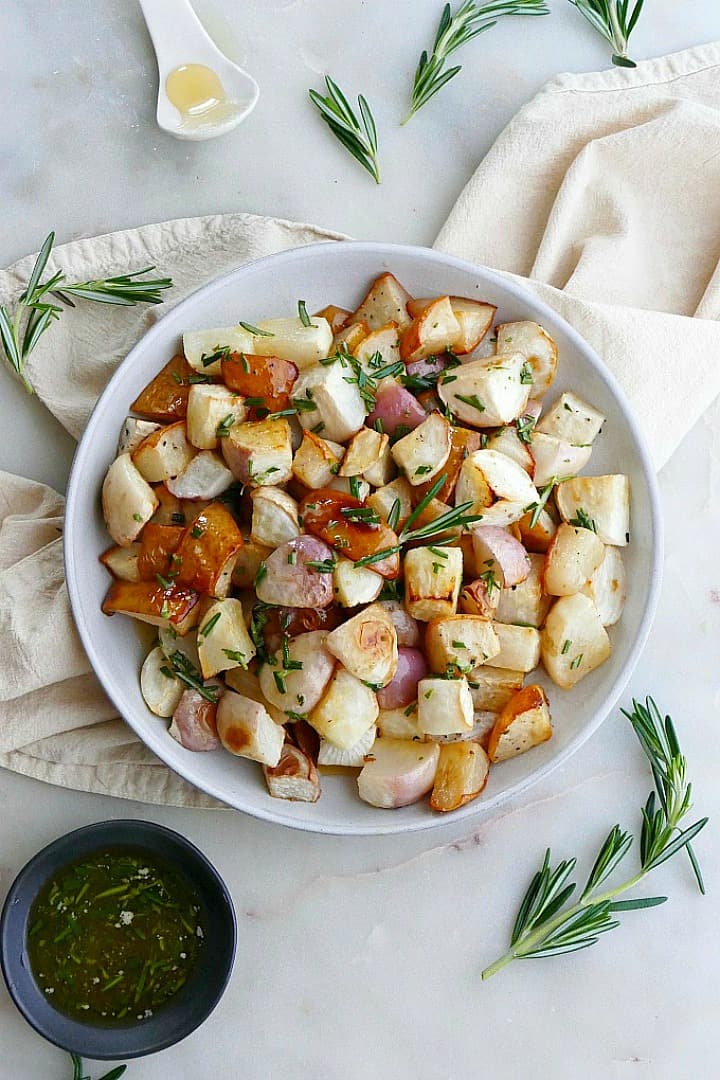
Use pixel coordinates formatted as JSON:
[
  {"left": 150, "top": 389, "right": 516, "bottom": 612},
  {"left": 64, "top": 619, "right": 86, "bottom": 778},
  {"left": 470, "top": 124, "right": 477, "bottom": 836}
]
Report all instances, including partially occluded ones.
[{"left": 2, "top": 2, "right": 720, "bottom": 1077}]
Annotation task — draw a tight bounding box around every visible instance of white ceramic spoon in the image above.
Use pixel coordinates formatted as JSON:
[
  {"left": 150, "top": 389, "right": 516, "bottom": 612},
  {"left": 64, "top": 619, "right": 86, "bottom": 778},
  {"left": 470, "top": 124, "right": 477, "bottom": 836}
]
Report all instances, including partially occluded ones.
[{"left": 139, "top": 0, "right": 259, "bottom": 141}]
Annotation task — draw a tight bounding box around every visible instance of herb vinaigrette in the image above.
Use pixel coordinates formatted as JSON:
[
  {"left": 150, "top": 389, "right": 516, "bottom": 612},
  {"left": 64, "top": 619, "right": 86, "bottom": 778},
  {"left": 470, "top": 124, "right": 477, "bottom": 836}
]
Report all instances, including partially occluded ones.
[{"left": 27, "top": 848, "right": 204, "bottom": 1024}]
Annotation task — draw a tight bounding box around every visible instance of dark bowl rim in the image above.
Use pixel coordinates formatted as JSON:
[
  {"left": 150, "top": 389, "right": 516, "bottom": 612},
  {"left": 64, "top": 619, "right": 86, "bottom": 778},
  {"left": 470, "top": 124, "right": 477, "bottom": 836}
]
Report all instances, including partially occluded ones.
[{"left": 0, "top": 819, "right": 236, "bottom": 1060}]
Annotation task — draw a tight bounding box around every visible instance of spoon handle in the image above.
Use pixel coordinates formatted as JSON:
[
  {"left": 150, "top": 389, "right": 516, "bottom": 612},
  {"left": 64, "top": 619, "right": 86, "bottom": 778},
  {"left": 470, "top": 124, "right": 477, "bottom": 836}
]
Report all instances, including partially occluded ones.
[{"left": 138, "top": 0, "right": 215, "bottom": 70}]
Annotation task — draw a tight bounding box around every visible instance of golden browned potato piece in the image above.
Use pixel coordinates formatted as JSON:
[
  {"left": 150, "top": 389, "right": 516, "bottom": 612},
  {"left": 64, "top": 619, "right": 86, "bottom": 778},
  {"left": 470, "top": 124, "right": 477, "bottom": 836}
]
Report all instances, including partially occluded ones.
[
  {"left": 487, "top": 684, "right": 552, "bottom": 763},
  {"left": 430, "top": 742, "right": 490, "bottom": 812},
  {"left": 101, "top": 579, "right": 201, "bottom": 635},
  {"left": 174, "top": 503, "right": 245, "bottom": 598},
  {"left": 130, "top": 353, "right": 195, "bottom": 421}
]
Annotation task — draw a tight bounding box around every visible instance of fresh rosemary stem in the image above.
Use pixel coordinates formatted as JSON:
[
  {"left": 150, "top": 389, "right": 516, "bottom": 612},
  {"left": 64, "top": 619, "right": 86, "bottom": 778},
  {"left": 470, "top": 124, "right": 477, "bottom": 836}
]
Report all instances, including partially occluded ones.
[{"left": 481, "top": 697, "right": 707, "bottom": 980}]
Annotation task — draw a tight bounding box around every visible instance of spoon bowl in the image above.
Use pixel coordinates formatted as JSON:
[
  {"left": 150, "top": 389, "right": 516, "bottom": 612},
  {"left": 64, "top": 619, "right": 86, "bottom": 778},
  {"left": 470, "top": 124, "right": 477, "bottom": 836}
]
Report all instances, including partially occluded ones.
[{"left": 139, "top": 0, "right": 259, "bottom": 141}]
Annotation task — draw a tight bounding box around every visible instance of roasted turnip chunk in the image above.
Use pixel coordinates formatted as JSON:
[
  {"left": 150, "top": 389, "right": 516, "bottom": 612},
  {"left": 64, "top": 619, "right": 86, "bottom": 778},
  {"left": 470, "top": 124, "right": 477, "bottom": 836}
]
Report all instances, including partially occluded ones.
[
  {"left": 332, "top": 558, "right": 384, "bottom": 607},
  {"left": 293, "top": 361, "right": 366, "bottom": 443},
  {"left": 495, "top": 553, "right": 551, "bottom": 628},
  {"left": 318, "top": 725, "right": 377, "bottom": 768},
  {"left": 404, "top": 545, "right": 463, "bottom": 622},
  {"left": 353, "top": 323, "right": 401, "bottom": 383},
  {"left": 264, "top": 741, "right": 321, "bottom": 802},
  {"left": 486, "top": 623, "right": 541, "bottom": 673},
  {"left": 325, "top": 603, "right": 398, "bottom": 687},
  {"left": 467, "top": 667, "right": 525, "bottom": 712},
  {"left": 169, "top": 689, "right": 221, "bottom": 752},
  {"left": 488, "top": 684, "right": 552, "bottom": 763},
  {"left": 530, "top": 432, "right": 592, "bottom": 488},
  {"left": 340, "top": 427, "right": 388, "bottom": 477},
  {"left": 117, "top": 417, "right": 161, "bottom": 456},
  {"left": 292, "top": 431, "right": 345, "bottom": 489},
  {"left": 417, "top": 676, "right": 474, "bottom": 736},
  {"left": 255, "top": 536, "right": 336, "bottom": 608},
  {"left": 518, "top": 506, "right": 558, "bottom": 553},
  {"left": 100, "top": 543, "right": 142, "bottom": 582},
  {"left": 400, "top": 297, "right": 461, "bottom": 362},
  {"left": 357, "top": 739, "right": 439, "bottom": 808},
  {"left": 132, "top": 421, "right": 195, "bottom": 483},
  {"left": 315, "top": 304, "right": 351, "bottom": 333},
  {"left": 348, "top": 272, "right": 413, "bottom": 331},
  {"left": 102, "top": 453, "right": 158, "bottom": 547},
  {"left": 471, "top": 524, "right": 531, "bottom": 588},
  {"left": 186, "top": 384, "right": 247, "bottom": 450},
  {"left": 249, "top": 316, "right": 333, "bottom": 370},
  {"left": 495, "top": 321, "right": 558, "bottom": 397},
  {"left": 543, "top": 523, "right": 605, "bottom": 596},
  {"left": 166, "top": 451, "right": 234, "bottom": 500},
  {"left": 555, "top": 475, "right": 630, "bottom": 547},
  {"left": 391, "top": 411, "right": 452, "bottom": 486},
  {"left": 309, "top": 667, "right": 379, "bottom": 749},
  {"left": 140, "top": 645, "right": 184, "bottom": 717},
  {"left": 183, "top": 325, "right": 255, "bottom": 375},
  {"left": 456, "top": 450, "right": 539, "bottom": 514},
  {"left": 259, "top": 629, "right": 336, "bottom": 714},
  {"left": 221, "top": 417, "right": 293, "bottom": 486},
  {"left": 216, "top": 691, "right": 285, "bottom": 765},
  {"left": 458, "top": 576, "right": 500, "bottom": 620},
  {"left": 197, "top": 597, "right": 257, "bottom": 679},
  {"left": 250, "top": 486, "right": 300, "bottom": 548},
  {"left": 438, "top": 354, "right": 530, "bottom": 428},
  {"left": 541, "top": 593, "right": 612, "bottom": 689},
  {"left": 367, "top": 477, "right": 413, "bottom": 528},
  {"left": 377, "top": 707, "right": 423, "bottom": 741},
  {"left": 430, "top": 742, "right": 490, "bottom": 811},
  {"left": 582, "top": 545, "right": 626, "bottom": 626},
  {"left": 425, "top": 616, "right": 500, "bottom": 674},
  {"left": 537, "top": 391, "right": 605, "bottom": 445},
  {"left": 485, "top": 425, "right": 534, "bottom": 476}
]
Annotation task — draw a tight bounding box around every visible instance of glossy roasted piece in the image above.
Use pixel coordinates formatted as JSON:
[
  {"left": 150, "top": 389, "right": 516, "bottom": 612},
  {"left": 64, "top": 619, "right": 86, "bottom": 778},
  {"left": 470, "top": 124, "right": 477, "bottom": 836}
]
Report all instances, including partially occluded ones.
[
  {"left": 131, "top": 353, "right": 195, "bottom": 421},
  {"left": 174, "top": 502, "right": 245, "bottom": 597},
  {"left": 222, "top": 352, "right": 298, "bottom": 414},
  {"left": 136, "top": 522, "right": 184, "bottom": 579},
  {"left": 299, "top": 488, "right": 400, "bottom": 579},
  {"left": 102, "top": 579, "right": 201, "bottom": 634}
]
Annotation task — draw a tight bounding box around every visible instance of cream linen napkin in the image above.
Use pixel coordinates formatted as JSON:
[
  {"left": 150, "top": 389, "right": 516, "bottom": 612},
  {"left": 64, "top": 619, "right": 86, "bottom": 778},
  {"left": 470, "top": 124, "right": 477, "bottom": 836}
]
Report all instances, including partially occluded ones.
[{"left": 2, "top": 43, "right": 720, "bottom": 805}]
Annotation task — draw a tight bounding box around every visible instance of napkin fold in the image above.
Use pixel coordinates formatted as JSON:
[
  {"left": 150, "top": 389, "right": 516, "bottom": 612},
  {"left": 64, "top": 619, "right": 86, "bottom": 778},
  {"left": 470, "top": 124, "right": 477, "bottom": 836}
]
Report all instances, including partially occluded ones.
[{"left": 2, "top": 43, "right": 720, "bottom": 805}]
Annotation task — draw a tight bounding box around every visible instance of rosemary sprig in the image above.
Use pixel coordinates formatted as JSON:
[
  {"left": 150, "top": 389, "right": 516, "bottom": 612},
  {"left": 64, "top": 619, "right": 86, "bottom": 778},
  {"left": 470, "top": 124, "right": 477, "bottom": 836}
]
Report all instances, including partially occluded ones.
[
  {"left": 353, "top": 472, "right": 483, "bottom": 568},
  {"left": 0, "top": 232, "right": 172, "bottom": 393},
  {"left": 568, "top": 0, "right": 645, "bottom": 67},
  {"left": 70, "top": 1053, "right": 127, "bottom": 1080},
  {"left": 309, "top": 76, "right": 380, "bottom": 183},
  {"left": 403, "top": 0, "right": 549, "bottom": 124},
  {"left": 482, "top": 697, "right": 707, "bottom": 980}
]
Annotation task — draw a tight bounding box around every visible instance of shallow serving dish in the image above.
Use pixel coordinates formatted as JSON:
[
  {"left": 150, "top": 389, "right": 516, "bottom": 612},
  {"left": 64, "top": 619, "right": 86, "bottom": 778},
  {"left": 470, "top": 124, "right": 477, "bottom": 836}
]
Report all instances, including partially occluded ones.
[
  {"left": 0, "top": 820, "right": 236, "bottom": 1059},
  {"left": 64, "top": 242, "right": 663, "bottom": 835}
]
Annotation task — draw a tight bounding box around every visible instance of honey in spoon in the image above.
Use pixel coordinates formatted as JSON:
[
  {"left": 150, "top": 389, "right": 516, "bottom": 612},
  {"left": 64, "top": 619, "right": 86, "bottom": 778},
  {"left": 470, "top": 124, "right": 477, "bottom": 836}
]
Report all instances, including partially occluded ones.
[{"left": 165, "top": 63, "right": 239, "bottom": 129}]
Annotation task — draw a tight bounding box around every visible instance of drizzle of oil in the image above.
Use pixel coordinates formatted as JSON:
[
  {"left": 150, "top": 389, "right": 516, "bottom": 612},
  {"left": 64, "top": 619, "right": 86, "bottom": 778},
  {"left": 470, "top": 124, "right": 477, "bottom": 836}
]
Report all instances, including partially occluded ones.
[{"left": 165, "top": 63, "right": 239, "bottom": 128}]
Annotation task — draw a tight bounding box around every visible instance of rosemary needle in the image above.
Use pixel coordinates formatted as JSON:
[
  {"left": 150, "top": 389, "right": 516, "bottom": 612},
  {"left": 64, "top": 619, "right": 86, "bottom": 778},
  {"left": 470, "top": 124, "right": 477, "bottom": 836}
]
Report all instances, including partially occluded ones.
[
  {"left": 403, "top": 0, "right": 550, "bottom": 124},
  {"left": 309, "top": 76, "right": 381, "bottom": 183},
  {"left": 481, "top": 697, "right": 707, "bottom": 979}
]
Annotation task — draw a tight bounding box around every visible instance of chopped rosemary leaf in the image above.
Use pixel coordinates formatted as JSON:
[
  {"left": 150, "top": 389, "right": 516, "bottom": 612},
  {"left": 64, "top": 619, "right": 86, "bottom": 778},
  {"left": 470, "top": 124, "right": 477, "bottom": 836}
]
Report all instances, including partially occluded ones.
[
  {"left": 273, "top": 670, "right": 287, "bottom": 694},
  {"left": 199, "top": 612, "right": 222, "bottom": 638},
  {"left": 201, "top": 345, "right": 230, "bottom": 367},
  {"left": 561, "top": 639, "right": 572, "bottom": 655},
  {"left": 215, "top": 413, "right": 235, "bottom": 438},
  {"left": 239, "top": 321, "right": 274, "bottom": 337},
  {"left": 520, "top": 361, "right": 533, "bottom": 384},
  {"left": 255, "top": 561, "right": 268, "bottom": 586},
  {"left": 222, "top": 649, "right": 247, "bottom": 667},
  {"left": 455, "top": 393, "right": 486, "bottom": 413}
]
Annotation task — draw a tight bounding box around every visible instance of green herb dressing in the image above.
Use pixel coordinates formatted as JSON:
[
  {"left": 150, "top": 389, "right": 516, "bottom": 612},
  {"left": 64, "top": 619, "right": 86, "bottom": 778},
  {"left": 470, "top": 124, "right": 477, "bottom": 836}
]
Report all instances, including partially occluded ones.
[{"left": 27, "top": 848, "right": 204, "bottom": 1024}]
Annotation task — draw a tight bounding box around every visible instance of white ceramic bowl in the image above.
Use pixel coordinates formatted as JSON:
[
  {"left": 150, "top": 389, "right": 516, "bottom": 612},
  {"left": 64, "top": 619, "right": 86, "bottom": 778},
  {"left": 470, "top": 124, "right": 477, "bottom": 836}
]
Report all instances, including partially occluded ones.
[{"left": 65, "top": 243, "right": 662, "bottom": 835}]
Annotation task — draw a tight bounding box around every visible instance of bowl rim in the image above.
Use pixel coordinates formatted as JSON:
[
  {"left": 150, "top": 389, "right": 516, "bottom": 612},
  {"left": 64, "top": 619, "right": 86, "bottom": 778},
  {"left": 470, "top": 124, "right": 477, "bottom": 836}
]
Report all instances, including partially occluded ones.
[
  {"left": 0, "top": 819, "right": 236, "bottom": 1059},
  {"left": 64, "top": 241, "right": 664, "bottom": 835}
]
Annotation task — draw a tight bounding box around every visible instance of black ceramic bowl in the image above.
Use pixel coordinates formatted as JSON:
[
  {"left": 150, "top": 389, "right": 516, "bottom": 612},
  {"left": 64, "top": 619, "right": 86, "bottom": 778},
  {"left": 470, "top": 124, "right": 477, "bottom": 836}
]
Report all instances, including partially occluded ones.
[{"left": 0, "top": 820, "right": 236, "bottom": 1060}]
